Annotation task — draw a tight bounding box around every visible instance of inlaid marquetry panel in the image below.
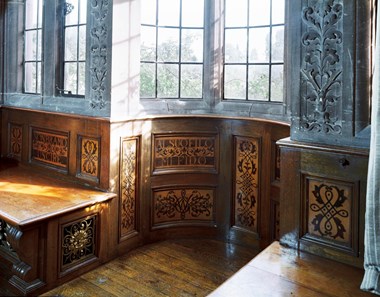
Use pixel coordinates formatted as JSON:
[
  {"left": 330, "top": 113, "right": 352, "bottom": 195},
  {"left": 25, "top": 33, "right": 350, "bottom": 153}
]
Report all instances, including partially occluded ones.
[
  {"left": 232, "top": 136, "right": 260, "bottom": 233},
  {"left": 153, "top": 188, "right": 215, "bottom": 227},
  {"left": 31, "top": 128, "right": 69, "bottom": 170},
  {"left": 9, "top": 123, "right": 22, "bottom": 159},
  {"left": 60, "top": 215, "right": 97, "bottom": 273},
  {"left": 274, "top": 143, "right": 281, "bottom": 181},
  {"left": 302, "top": 176, "right": 356, "bottom": 253},
  {"left": 153, "top": 134, "right": 218, "bottom": 173},
  {"left": 120, "top": 137, "right": 139, "bottom": 240},
  {"left": 77, "top": 136, "right": 100, "bottom": 182}
]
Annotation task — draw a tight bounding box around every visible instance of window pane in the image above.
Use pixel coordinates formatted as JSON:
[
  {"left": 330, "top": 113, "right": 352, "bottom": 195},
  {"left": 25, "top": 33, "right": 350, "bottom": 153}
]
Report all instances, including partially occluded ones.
[
  {"left": 78, "top": 62, "right": 86, "bottom": 95},
  {"left": 157, "top": 63, "right": 179, "bottom": 98},
  {"left": 65, "top": 0, "right": 79, "bottom": 26},
  {"left": 24, "top": 62, "right": 37, "bottom": 93},
  {"left": 225, "top": 29, "right": 247, "bottom": 63},
  {"left": 225, "top": 0, "right": 247, "bottom": 27},
  {"left": 25, "top": 31, "right": 37, "bottom": 60},
  {"left": 64, "top": 62, "right": 78, "bottom": 94},
  {"left": 79, "top": 25, "right": 86, "bottom": 60},
  {"left": 271, "top": 65, "right": 283, "bottom": 102},
  {"left": 250, "top": 0, "right": 270, "bottom": 26},
  {"left": 25, "top": 0, "right": 38, "bottom": 29},
  {"left": 249, "top": 27, "right": 270, "bottom": 63},
  {"left": 248, "top": 65, "right": 269, "bottom": 100},
  {"left": 65, "top": 27, "right": 78, "bottom": 61},
  {"left": 158, "top": 0, "right": 180, "bottom": 26},
  {"left": 182, "top": 0, "right": 204, "bottom": 27},
  {"left": 36, "top": 62, "right": 42, "bottom": 94},
  {"left": 142, "top": 0, "right": 157, "bottom": 25},
  {"left": 79, "top": 0, "right": 87, "bottom": 24},
  {"left": 181, "top": 64, "right": 203, "bottom": 98},
  {"left": 224, "top": 65, "right": 246, "bottom": 99},
  {"left": 141, "top": 26, "right": 157, "bottom": 61},
  {"left": 37, "top": 29, "right": 42, "bottom": 60},
  {"left": 272, "top": 0, "right": 285, "bottom": 24},
  {"left": 157, "top": 28, "right": 179, "bottom": 62},
  {"left": 181, "top": 29, "right": 203, "bottom": 62},
  {"left": 272, "top": 26, "right": 284, "bottom": 62},
  {"left": 140, "top": 63, "right": 156, "bottom": 98}
]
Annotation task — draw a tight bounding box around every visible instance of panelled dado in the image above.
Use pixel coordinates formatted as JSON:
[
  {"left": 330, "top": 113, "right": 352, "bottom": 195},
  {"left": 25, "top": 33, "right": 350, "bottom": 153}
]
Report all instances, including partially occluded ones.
[{"left": 0, "top": 107, "right": 289, "bottom": 295}]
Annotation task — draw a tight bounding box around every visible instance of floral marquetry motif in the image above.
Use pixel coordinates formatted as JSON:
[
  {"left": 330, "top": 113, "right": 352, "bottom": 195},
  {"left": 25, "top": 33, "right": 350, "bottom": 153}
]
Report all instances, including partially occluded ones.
[
  {"left": 233, "top": 137, "right": 260, "bottom": 233},
  {"left": 153, "top": 189, "right": 214, "bottom": 225},
  {"left": 61, "top": 216, "right": 97, "bottom": 270},
  {"left": 306, "top": 179, "right": 352, "bottom": 244},
  {"left": 301, "top": 0, "right": 343, "bottom": 134},
  {"left": 153, "top": 135, "right": 217, "bottom": 172},
  {"left": 79, "top": 136, "right": 100, "bottom": 181},
  {"left": 9, "top": 124, "right": 22, "bottom": 158},
  {"left": 31, "top": 129, "right": 69, "bottom": 170},
  {"left": 120, "top": 137, "right": 139, "bottom": 239}
]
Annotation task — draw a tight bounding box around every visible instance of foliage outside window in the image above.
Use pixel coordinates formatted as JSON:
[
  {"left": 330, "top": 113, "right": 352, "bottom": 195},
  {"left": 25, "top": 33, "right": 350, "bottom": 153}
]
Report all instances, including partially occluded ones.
[
  {"left": 140, "top": 0, "right": 285, "bottom": 103},
  {"left": 23, "top": 0, "right": 87, "bottom": 97},
  {"left": 24, "top": 0, "right": 43, "bottom": 94}
]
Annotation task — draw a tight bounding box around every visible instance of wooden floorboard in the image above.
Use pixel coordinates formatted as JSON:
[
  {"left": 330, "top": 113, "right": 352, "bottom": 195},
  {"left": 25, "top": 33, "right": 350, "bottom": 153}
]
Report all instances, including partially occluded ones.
[{"left": 40, "top": 239, "right": 259, "bottom": 297}]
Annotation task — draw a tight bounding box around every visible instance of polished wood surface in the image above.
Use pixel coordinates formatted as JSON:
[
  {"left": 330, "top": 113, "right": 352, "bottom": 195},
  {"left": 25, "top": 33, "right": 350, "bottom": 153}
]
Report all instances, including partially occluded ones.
[
  {"left": 41, "top": 239, "right": 260, "bottom": 297},
  {"left": 210, "top": 241, "right": 371, "bottom": 297},
  {"left": 0, "top": 160, "right": 115, "bottom": 226}
]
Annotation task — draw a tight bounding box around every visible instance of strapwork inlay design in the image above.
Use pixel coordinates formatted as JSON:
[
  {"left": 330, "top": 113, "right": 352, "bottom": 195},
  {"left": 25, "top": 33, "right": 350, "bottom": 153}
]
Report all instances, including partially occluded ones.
[
  {"left": 309, "top": 183, "right": 350, "bottom": 241},
  {"left": 80, "top": 137, "right": 100, "bottom": 179},
  {"left": 154, "top": 189, "right": 214, "bottom": 223},
  {"left": 233, "top": 137, "right": 259, "bottom": 232},
  {"left": 62, "top": 216, "right": 97, "bottom": 268},
  {"left": 120, "top": 138, "right": 138, "bottom": 238}
]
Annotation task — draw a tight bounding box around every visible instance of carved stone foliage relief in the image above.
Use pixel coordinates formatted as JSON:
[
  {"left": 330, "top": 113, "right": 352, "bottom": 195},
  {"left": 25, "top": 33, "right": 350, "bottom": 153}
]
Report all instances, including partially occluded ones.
[
  {"left": 301, "top": 0, "right": 343, "bottom": 134},
  {"left": 89, "top": 0, "right": 109, "bottom": 109}
]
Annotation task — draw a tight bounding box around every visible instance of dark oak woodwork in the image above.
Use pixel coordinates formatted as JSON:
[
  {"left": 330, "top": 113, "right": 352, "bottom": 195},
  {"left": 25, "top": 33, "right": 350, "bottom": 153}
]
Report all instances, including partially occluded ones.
[{"left": 210, "top": 241, "right": 371, "bottom": 297}]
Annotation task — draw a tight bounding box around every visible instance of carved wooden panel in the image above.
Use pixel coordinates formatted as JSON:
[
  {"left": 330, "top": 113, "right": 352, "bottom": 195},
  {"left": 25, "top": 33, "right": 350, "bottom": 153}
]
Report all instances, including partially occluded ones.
[
  {"left": 77, "top": 136, "right": 100, "bottom": 182},
  {"left": 60, "top": 215, "right": 98, "bottom": 273},
  {"left": 152, "top": 188, "right": 215, "bottom": 228},
  {"left": 120, "top": 137, "right": 139, "bottom": 240},
  {"left": 232, "top": 136, "right": 260, "bottom": 233},
  {"left": 153, "top": 134, "right": 217, "bottom": 173},
  {"left": 273, "top": 142, "right": 281, "bottom": 182},
  {"left": 302, "top": 176, "right": 356, "bottom": 253},
  {"left": 271, "top": 201, "right": 280, "bottom": 241},
  {"left": 9, "top": 123, "right": 22, "bottom": 159},
  {"left": 301, "top": 0, "right": 343, "bottom": 135},
  {"left": 31, "top": 128, "right": 69, "bottom": 170}
]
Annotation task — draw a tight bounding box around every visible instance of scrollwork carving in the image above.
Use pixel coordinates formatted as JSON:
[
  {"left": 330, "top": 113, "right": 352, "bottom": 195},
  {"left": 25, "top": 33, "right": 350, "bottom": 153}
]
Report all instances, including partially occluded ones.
[
  {"left": 89, "top": 0, "right": 109, "bottom": 109},
  {"left": 301, "top": 0, "right": 343, "bottom": 134}
]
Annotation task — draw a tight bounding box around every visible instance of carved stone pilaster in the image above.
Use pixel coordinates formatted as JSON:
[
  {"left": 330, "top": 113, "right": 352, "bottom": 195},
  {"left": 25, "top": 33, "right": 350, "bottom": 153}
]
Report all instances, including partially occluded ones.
[
  {"left": 301, "top": 0, "right": 343, "bottom": 135},
  {"left": 88, "top": 0, "right": 111, "bottom": 109}
]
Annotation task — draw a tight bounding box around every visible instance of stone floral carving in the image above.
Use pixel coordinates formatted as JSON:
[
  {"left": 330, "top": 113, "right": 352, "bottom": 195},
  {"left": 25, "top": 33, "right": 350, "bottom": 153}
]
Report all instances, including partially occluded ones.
[{"left": 301, "top": 0, "right": 343, "bottom": 134}]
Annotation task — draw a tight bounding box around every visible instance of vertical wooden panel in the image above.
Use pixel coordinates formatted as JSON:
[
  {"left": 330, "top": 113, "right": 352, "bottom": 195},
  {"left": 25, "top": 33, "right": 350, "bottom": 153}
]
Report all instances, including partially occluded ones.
[
  {"left": 9, "top": 123, "right": 22, "bottom": 159},
  {"left": 119, "top": 137, "right": 139, "bottom": 241},
  {"left": 77, "top": 136, "right": 100, "bottom": 183},
  {"left": 232, "top": 136, "right": 260, "bottom": 234}
]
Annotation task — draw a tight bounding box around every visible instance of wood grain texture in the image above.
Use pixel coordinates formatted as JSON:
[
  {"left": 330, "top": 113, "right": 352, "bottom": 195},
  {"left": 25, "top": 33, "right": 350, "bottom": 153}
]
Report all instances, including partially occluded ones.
[
  {"left": 40, "top": 239, "right": 260, "bottom": 297},
  {"left": 210, "top": 241, "right": 371, "bottom": 297}
]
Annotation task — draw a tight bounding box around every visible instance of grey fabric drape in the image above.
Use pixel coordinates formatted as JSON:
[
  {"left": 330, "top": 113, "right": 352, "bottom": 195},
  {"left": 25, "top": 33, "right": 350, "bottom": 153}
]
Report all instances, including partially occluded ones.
[{"left": 361, "top": 3, "right": 380, "bottom": 295}]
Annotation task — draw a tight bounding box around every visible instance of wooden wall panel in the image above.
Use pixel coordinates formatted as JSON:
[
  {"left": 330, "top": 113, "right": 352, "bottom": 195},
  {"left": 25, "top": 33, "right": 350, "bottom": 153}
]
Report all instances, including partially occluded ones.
[
  {"left": 232, "top": 136, "right": 260, "bottom": 234},
  {"left": 77, "top": 136, "right": 100, "bottom": 183}
]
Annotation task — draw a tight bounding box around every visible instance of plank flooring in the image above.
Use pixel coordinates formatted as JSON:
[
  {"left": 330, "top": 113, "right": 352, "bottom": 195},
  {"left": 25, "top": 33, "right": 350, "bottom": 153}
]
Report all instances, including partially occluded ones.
[{"left": 41, "top": 239, "right": 260, "bottom": 297}]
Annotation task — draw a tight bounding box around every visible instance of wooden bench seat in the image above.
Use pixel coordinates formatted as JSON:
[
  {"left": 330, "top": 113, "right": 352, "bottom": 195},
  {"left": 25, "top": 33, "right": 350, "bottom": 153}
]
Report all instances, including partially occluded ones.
[
  {"left": 209, "top": 241, "right": 371, "bottom": 297},
  {"left": 0, "top": 158, "right": 116, "bottom": 296}
]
